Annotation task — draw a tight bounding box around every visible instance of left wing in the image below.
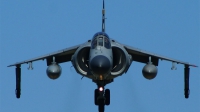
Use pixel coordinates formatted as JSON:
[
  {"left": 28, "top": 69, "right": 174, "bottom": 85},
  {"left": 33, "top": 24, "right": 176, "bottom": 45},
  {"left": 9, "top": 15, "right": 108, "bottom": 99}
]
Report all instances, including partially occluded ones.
[
  {"left": 8, "top": 44, "right": 83, "bottom": 67},
  {"left": 121, "top": 43, "right": 197, "bottom": 99},
  {"left": 123, "top": 44, "right": 197, "bottom": 67}
]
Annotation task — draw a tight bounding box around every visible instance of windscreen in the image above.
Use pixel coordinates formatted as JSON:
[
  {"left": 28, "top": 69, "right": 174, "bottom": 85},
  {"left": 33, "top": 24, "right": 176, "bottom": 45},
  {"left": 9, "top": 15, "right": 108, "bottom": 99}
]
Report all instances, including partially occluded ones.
[
  {"left": 104, "top": 37, "right": 111, "bottom": 49},
  {"left": 98, "top": 37, "right": 103, "bottom": 46},
  {"left": 91, "top": 38, "right": 97, "bottom": 49},
  {"left": 91, "top": 35, "right": 111, "bottom": 49}
]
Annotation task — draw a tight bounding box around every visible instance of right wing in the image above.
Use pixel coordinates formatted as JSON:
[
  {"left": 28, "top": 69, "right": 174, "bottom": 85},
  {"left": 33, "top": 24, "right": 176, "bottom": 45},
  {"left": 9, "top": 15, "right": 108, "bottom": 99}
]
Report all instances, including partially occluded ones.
[{"left": 8, "top": 44, "right": 83, "bottom": 67}]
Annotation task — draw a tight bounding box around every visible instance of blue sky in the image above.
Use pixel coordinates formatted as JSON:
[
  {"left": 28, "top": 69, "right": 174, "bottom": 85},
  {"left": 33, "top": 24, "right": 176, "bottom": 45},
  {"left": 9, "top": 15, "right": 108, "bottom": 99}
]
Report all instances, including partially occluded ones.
[{"left": 1, "top": 0, "right": 199, "bottom": 112}]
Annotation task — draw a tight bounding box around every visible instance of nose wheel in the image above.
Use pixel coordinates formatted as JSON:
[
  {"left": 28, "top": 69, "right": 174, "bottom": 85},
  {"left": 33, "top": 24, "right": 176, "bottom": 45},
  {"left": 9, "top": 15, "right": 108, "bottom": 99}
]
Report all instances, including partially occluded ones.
[
  {"left": 94, "top": 89, "right": 99, "bottom": 105},
  {"left": 94, "top": 87, "right": 110, "bottom": 112},
  {"left": 105, "top": 89, "right": 110, "bottom": 105}
]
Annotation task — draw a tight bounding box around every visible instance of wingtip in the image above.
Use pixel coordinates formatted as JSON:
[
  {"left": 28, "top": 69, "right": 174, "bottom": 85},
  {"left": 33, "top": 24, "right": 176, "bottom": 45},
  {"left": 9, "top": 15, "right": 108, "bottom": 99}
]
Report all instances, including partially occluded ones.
[
  {"left": 7, "top": 63, "right": 21, "bottom": 67},
  {"left": 188, "top": 64, "right": 198, "bottom": 67},
  {"left": 7, "top": 65, "right": 14, "bottom": 67},
  {"left": 192, "top": 65, "right": 198, "bottom": 67}
]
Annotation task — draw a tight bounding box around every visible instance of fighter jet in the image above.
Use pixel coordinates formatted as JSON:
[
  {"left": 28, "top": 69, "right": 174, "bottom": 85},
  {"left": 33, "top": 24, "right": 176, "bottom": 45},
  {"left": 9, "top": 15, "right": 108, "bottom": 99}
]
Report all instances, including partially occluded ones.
[{"left": 8, "top": 0, "right": 197, "bottom": 112}]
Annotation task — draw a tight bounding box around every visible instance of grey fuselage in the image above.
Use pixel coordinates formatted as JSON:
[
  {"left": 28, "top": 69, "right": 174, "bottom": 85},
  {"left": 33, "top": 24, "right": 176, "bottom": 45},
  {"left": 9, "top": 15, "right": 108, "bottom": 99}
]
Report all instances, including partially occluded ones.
[
  {"left": 89, "top": 34, "right": 113, "bottom": 80},
  {"left": 71, "top": 32, "right": 132, "bottom": 80}
]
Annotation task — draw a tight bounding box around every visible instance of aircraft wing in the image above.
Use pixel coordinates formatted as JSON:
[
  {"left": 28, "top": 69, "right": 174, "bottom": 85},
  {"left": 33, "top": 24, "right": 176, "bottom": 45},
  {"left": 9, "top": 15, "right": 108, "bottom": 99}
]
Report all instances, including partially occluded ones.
[
  {"left": 123, "top": 44, "right": 197, "bottom": 67},
  {"left": 8, "top": 44, "right": 82, "bottom": 67}
]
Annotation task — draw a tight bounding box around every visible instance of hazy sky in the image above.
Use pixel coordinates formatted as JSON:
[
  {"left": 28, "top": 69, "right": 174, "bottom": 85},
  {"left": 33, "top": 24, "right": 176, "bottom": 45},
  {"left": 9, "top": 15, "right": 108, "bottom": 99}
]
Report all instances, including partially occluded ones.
[{"left": 1, "top": 0, "right": 199, "bottom": 112}]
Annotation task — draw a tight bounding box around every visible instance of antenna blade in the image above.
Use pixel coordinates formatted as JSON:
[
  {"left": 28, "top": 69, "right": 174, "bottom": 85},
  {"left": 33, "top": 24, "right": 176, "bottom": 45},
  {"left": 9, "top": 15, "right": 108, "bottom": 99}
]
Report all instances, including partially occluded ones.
[
  {"left": 103, "top": 0, "right": 105, "bottom": 9},
  {"left": 102, "top": 0, "right": 106, "bottom": 32}
]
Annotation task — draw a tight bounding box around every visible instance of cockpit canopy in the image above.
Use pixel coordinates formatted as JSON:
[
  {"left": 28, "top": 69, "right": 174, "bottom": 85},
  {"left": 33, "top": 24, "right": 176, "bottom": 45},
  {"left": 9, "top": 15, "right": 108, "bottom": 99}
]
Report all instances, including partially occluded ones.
[
  {"left": 91, "top": 32, "right": 111, "bottom": 49},
  {"left": 93, "top": 32, "right": 109, "bottom": 38}
]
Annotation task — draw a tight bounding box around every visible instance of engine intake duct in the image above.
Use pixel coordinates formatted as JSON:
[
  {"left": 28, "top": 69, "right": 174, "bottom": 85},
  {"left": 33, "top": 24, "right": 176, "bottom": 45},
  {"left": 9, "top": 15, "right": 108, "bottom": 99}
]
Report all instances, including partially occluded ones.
[
  {"left": 71, "top": 47, "right": 91, "bottom": 76},
  {"left": 111, "top": 47, "right": 126, "bottom": 75}
]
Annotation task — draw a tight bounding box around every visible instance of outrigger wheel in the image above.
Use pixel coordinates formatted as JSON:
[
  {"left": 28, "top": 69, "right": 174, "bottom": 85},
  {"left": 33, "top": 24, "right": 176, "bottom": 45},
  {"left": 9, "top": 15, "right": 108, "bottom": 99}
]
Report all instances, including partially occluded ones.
[{"left": 16, "top": 65, "right": 21, "bottom": 98}]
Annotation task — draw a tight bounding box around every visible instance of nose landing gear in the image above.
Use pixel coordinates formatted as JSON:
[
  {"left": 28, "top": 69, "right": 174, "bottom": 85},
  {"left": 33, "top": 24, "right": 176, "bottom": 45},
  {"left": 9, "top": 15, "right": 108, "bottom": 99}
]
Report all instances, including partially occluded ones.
[
  {"left": 105, "top": 89, "right": 110, "bottom": 105},
  {"left": 94, "top": 87, "right": 110, "bottom": 112},
  {"left": 93, "top": 79, "right": 113, "bottom": 112}
]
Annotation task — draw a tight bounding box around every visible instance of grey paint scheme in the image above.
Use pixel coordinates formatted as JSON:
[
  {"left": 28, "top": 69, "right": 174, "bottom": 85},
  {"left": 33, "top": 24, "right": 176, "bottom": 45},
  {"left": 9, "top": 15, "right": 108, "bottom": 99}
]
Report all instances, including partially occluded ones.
[
  {"left": 8, "top": 37, "right": 196, "bottom": 79},
  {"left": 123, "top": 44, "right": 196, "bottom": 67},
  {"left": 89, "top": 39, "right": 113, "bottom": 79},
  {"left": 8, "top": 44, "right": 81, "bottom": 67},
  {"left": 110, "top": 39, "right": 132, "bottom": 76},
  {"left": 71, "top": 36, "right": 132, "bottom": 80},
  {"left": 46, "top": 62, "right": 62, "bottom": 79},
  {"left": 71, "top": 41, "right": 93, "bottom": 78},
  {"left": 7, "top": 0, "right": 197, "bottom": 102}
]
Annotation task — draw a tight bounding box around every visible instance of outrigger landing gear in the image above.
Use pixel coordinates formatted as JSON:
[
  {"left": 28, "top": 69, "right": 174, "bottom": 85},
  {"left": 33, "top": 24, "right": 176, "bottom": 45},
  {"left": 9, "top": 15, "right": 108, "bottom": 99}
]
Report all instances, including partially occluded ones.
[
  {"left": 184, "top": 65, "right": 190, "bottom": 99},
  {"left": 93, "top": 80, "right": 112, "bottom": 112},
  {"left": 15, "top": 65, "right": 21, "bottom": 98}
]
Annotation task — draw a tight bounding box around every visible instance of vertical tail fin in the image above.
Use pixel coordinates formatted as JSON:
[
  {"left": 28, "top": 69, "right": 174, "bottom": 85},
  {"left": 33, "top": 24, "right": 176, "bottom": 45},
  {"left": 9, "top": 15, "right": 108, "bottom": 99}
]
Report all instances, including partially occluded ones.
[{"left": 102, "top": 0, "right": 106, "bottom": 32}]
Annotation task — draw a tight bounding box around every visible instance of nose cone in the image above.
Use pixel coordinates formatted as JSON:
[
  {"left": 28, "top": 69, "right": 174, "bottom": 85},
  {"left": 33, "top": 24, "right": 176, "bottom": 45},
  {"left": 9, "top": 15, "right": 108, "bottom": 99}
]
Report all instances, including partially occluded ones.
[{"left": 90, "top": 55, "right": 111, "bottom": 75}]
